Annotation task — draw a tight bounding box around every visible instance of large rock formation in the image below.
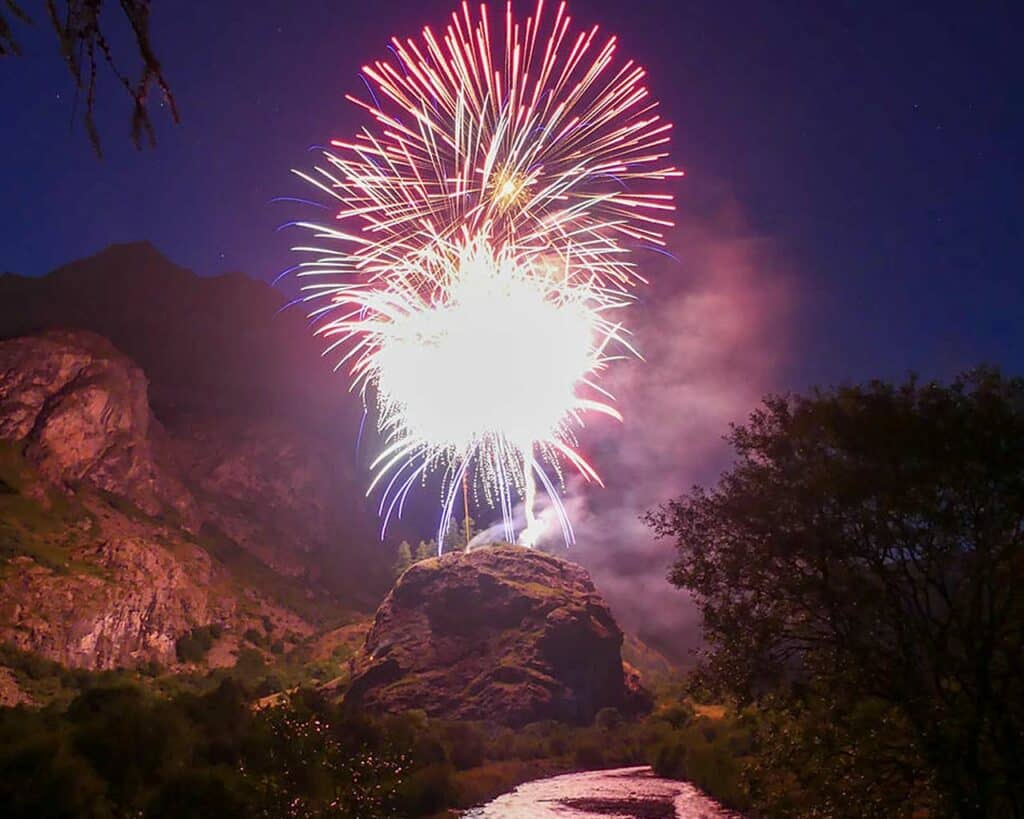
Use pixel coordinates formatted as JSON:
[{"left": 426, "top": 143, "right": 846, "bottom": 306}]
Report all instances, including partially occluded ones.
[
  {"left": 345, "top": 546, "right": 635, "bottom": 726},
  {"left": 0, "top": 242, "right": 409, "bottom": 672},
  {"left": 1, "top": 538, "right": 231, "bottom": 669}
]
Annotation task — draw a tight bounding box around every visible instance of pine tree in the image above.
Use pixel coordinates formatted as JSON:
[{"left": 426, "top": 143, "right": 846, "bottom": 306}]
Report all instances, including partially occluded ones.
[
  {"left": 393, "top": 541, "right": 413, "bottom": 578},
  {"left": 443, "top": 516, "right": 475, "bottom": 552},
  {"left": 414, "top": 540, "right": 437, "bottom": 561}
]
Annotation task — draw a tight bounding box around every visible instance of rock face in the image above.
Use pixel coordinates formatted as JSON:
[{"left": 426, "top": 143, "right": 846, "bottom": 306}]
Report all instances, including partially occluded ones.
[
  {"left": 0, "top": 330, "right": 197, "bottom": 526},
  {"left": 1, "top": 538, "right": 232, "bottom": 669},
  {"left": 164, "top": 414, "right": 339, "bottom": 578},
  {"left": 0, "top": 328, "right": 344, "bottom": 669},
  {"left": 0, "top": 243, "right": 425, "bottom": 672},
  {"left": 345, "top": 547, "right": 631, "bottom": 726}
]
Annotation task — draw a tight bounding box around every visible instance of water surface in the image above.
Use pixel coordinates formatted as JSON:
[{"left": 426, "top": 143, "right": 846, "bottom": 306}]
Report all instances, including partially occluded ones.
[{"left": 462, "top": 765, "right": 742, "bottom": 818}]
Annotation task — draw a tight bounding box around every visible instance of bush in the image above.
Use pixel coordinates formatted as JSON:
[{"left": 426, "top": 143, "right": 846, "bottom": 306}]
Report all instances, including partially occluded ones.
[
  {"left": 653, "top": 736, "right": 687, "bottom": 779},
  {"left": 594, "top": 707, "right": 624, "bottom": 732},
  {"left": 138, "top": 660, "right": 162, "bottom": 678},
  {"left": 146, "top": 768, "right": 254, "bottom": 819},
  {"left": 647, "top": 714, "right": 752, "bottom": 812},
  {"left": 255, "top": 675, "right": 284, "bottom": 697},
  {"left": 228, "top": 648, "right": 267, "bottom": 688},
  {"left": 655, "top": 701, "right": 695, "bottom": 729},
  {"left": 573, "top": 738, "right": 605, "bottom": 768},
  {"left": 393, "top": 762, "right": 455, "bottom": 816},
  {"left": 174, "top": 626, "right": 218, "bottom": 664},
  {"left": 438, "top": 722, "right": 486, "bottom": 770}
]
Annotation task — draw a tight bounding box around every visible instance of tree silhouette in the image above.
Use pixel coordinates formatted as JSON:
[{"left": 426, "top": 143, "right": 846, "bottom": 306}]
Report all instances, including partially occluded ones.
[
  {"left": 649, "top": 369, "right": 1024, "bottom": 818},
  {"left": 1, "top": 0, "right": 177, "bottom": 154}
]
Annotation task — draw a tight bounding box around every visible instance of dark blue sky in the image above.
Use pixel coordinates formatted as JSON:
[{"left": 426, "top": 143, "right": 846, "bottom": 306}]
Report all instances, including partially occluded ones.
[{"left": 2, "top": 0, "right": 1021, "bottom": 389}]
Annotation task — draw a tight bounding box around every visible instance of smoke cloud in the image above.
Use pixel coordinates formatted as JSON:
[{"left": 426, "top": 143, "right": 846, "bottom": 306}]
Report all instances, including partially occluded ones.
[
  {"left": 465, "top": 199, "right": 795, "bottom": 663},
  {"left": 558, "top": 202, "right": 795, "bottom": 663}
]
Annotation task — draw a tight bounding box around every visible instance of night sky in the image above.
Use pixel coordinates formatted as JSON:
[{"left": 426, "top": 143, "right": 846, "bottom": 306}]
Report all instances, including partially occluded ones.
[
  {"left": 2, "top": 0, "right": 1021, "bottom": 388},
  {"left": 2, "top": 0, "right": 1022, "bottom": 650}
]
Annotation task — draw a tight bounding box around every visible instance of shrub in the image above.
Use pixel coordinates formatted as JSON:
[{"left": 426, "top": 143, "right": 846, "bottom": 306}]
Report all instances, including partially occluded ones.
[
  {"left": 230, "top": 648, "right": 267, "bottom": 686},
  {"left": 656, "top": 701, "right": 695, "bottom": 729},
  {"left": 174, "top": 626, "right": 218, "bottom": 664},
  {"left": 393, "top": 762, "right": 455, "bottom": 816},
  {"left": 573, "top": 738, "right": 605, "bottom": 768},
  {"left": 594, "top": 707, "right": 624, "bottom": 732},
  {"left": 138, "top": 660, "right": 162, "bottom": 678},
  {"left": 438, "top": 722, "right": 486, "bottom": 770},
  {"left": 255, "top": 675, "right": 284, "bottom": 697},
  {"left": 652, "top": 736, "right": 687, "bottom": 779}
]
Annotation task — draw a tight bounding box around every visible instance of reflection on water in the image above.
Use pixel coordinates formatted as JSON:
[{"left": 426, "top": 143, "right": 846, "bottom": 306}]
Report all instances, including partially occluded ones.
[{"left": 462, "top": 766, "right": 742, "bottom": 818}]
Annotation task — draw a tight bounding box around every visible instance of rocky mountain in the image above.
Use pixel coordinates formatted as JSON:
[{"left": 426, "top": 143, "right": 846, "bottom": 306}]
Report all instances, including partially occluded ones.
[
  {"left": 0, "top": 243, "right": 392, "bottom": 597},
  {"left": 0, "top": 242, "right": 344, "bottom": 423},
  {"left": 0, "top": 329, "right": 333, "bottom": 669},
  {"left": 0, "top": 242, "right": 396, "bottom": 674},
  {"left": 344, "top": 546, "right": 651, "bottom": 726},
  {"left": 0, "top": 330, "right": 196, "bottom": 526}
]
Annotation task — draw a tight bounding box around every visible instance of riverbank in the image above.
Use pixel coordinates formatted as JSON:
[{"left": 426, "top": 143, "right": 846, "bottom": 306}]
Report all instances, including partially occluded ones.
[
  {"left": 426, "top": 759, "right": 576, "bottom": 818},
  {"left": 415, "top": 698, "right": 753, "bottom": 817},
  {"left": 459, "top": 766, "right": 743, "bottom": 818}
]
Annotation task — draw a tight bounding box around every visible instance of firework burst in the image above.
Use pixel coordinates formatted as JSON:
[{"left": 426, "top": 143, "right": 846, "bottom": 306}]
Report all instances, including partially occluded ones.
[{"left": 290, "top": 0, "right": 679, "bottom": 548}]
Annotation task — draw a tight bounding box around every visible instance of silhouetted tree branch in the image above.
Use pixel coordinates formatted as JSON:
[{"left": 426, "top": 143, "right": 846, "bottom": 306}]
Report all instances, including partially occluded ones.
[{"left": 1, "top": 0, "right": 177, "bottom": 155}]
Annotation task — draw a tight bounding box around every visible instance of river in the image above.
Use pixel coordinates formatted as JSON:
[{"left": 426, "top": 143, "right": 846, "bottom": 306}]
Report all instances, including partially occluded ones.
[{"left": 461, "top": 766, "right": 742, "bottom": 818}]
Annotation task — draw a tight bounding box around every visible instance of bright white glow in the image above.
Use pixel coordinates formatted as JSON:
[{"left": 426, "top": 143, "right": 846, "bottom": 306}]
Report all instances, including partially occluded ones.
[{"left": 374, "top": 243, "right": 597, "bottom": 450}]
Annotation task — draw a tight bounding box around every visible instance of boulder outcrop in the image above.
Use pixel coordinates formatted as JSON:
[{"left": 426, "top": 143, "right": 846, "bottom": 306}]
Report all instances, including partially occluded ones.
[{"left": 345, "top": 546, "right": 635, "bottom": 726}]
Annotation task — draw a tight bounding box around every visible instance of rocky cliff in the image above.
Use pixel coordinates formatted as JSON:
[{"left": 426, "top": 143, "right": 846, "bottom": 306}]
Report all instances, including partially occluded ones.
[
  {"left": 0, "top": 242, "right": 391, "bottom": 588},
  {"left": 0, "top": 329, "right": 346, "bottom": 669},
  {"left": 344, "top": 546, "right": 648, "bottom": 726},
  {"left": 0, "top": 330, "right": 197, "bottom": 525}
]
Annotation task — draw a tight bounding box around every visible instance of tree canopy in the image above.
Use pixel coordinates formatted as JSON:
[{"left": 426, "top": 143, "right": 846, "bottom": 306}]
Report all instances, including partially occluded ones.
[{"left": 648, "top": 369, "right": 1024, "bottom": 818}]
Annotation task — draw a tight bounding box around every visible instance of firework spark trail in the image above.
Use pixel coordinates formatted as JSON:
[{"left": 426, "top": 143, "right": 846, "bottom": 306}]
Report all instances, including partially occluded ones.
[{"left": 290, "top": 0, "right": 679, "bottom": 548}]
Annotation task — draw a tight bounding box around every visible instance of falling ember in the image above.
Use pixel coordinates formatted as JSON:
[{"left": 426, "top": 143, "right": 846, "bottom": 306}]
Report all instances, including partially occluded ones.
[{"left": 289, "top": 0, "right": 680, "bottom": 548}]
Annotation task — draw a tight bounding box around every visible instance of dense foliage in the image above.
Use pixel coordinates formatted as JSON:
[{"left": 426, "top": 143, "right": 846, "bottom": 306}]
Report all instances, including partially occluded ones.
[
  {"left": 0, "top": 666, "right": 755, "bottom": 818},
  {"left": 0, "top": 682, "right": 413, "bottom": 819},
  {"left": 649, "top": 370, "right": 1024, "bottom": 817}
]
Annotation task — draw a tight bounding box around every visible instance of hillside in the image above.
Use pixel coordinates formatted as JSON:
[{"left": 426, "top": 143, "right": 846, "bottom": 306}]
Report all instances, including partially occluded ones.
[
  {"left": 0, "top": 328, "right": 374, "bottom": 684},
  {"left": 0, "top": 244, "right": 391, "bottom": 597}
]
